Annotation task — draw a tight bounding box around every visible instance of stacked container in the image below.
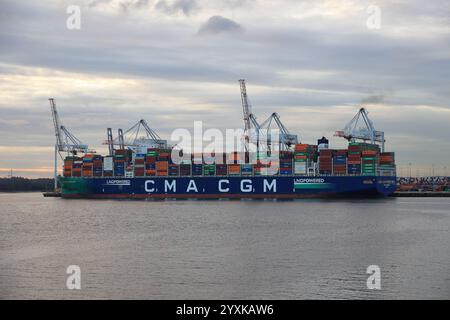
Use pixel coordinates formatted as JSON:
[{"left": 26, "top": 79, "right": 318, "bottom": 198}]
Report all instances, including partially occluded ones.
[
  {"left": 253, "top": 161, "right": 267, "bottom": 176},
  {"left": 361, "top": 150, "right": 379, "bottom": 175},
  {"left": 72, "top": 159, "right": 82, "bottom": 177},
  {"left": 241, "top": 164, "right": 253, "bottom": 176},
  {"left": 146, "top": 148, "right": 158, "bottom": 176},
  {"left": 168, "top": 164, "right": 179, "bottom": 176},
  {"left": 93, "top": 155, "right": 103, "bottom": 177},
  {"left": 333, "top": 150, "right": 347, "bottom": 175},
  {"left": 228, "top": 164, "right": 241, "bottom": 175},
  {"left": 203, "top": 164, "right": 216, "bottom": 176},
  {"left": 157, "top": 149, "right": 170, "bottom": 162},
  {"left": 215, "top": 164, "right": 227, "bottom": 176},
  {"left": 63, "top": 156, "right": 76, "bottom": 177},
  {"left": 379, "top": 152, "right": 395, "bottom": 176},
  {"left": 82, "top": 154, "right": 94, "bottom": 177},
  {"left": 294, "top": 144, "right": 314, "bottom": 175},
  {"left": 156, "top": 161, "right": 168, "bottom": 176},
  {"left": 103, "top": 156, "right": 114, "bottom": 177},
  {"left": 319, "top": 149, "right": 333, "bottom": 174},
  {"left": 347, "top": 143, "right": 362, "bottom": 174},
  {"left": 133, "top": 153, "right": 145, "bottom": 177},
  {"left": 180, "top": 164, "right": 191, "bottom": 176},
  {"left": 114, "top": 149, "right": 128, "bottom": 177},
  {"left": 279, "top": 151, "right": 293, "bottom": 175},
  {"left": 192, "top": 164, "right": 203, "bottom": 176}
]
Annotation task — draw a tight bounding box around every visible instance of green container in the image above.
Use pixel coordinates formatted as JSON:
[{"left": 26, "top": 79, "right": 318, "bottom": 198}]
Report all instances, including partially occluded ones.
[{"left": 203, "top": 165, "right": 215, "bottom": 176}]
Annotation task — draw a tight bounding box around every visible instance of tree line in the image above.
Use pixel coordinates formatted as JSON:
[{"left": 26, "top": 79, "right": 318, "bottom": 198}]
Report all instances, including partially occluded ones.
[{"left": 0, "top": 177, "right": 55, "bottom": 192}]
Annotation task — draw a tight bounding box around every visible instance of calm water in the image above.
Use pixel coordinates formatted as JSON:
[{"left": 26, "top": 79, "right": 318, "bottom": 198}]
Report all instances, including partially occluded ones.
[{"left": 0, "top": 193, "right": 449, "bottom": 299}]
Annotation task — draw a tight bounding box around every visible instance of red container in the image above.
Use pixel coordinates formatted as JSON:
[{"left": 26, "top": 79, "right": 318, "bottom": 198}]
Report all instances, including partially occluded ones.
[
  {"left": 335, "top": 149, "right": 347, "bottom": 155},
  {"left": 320, "top": 149, "right": 334, "bottom": 156},
  {"left": 362, "top": 150, "right": 378, "bottom": 156},
  {"left": 135, "top": 159, "right": 145, "bottom": 165}
]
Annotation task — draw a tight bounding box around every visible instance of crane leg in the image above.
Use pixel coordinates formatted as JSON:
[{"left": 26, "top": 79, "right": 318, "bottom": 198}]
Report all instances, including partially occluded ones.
[{"left": 54, "top": 144, "right": 58, "bottom": 191}]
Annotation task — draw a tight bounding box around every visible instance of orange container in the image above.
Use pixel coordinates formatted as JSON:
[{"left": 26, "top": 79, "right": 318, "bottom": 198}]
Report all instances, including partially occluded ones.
[
  {"left": 146, "top": 170, "right": 156, "bottom": 176},
  {"left": 362, "top": 150, "right": 378, "bottom": 156},
  {"left": 227, "top": 164, "right": 241, "bottom": 174},
  {"left": 156, "top": 161, "right": 168, "bottom": 170},
  {"left": 294, "top": 144, "right": 309, "bottom": 151}
]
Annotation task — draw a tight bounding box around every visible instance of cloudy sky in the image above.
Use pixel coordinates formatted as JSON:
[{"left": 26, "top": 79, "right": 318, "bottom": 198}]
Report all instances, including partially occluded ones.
[{"left": 0, "top": 0, "right": 449, "bottom": 177}]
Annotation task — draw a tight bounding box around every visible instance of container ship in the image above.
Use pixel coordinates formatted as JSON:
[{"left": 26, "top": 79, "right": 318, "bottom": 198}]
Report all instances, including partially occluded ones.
[
  {"left": 51, "top": 81, "right": 397, "bottom": 199},
  {"left": 59, "top": 142, "right": 396, "bottom": 199}
]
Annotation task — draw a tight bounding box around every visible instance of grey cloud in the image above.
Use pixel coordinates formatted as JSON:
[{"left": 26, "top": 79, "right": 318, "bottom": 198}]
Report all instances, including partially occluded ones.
[
  {"left": 120, "top": 0, "right": 150, "bottom": 12},
  {"left": 88, "top": 0, "right": 113, "bottom": 8},
  {"left": 155, "top": 0, "right": 198, "bottom": 16},
  {"left": 197, "top": 15, "right": 243, "bottom": 35},
  {"left": 88, "top": 0, "right": 150, "bottom": 11},
  {"left": 361, "top": 94, "right": 385, "bottom": 104}
]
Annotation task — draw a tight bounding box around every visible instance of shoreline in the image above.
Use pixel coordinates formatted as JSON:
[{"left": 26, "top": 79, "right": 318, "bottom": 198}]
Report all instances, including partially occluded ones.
[{"left": 392, "top": 192, "right": 450, "bottom": 197}]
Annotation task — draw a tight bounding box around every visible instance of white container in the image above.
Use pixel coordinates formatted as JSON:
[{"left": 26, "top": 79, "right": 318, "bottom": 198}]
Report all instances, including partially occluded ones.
[
  {"left": 125, "top": 171, "right": 134, "bottom": 178},
  {"left": 103, "top": 156, "right": 114, "bottom": 171}
]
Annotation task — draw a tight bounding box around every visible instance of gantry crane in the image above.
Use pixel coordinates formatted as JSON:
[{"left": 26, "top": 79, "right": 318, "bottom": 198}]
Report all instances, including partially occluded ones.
[
  {"left": 49, "top": 98, "right": 93, "bottom": 190},
  {"left": 334, "top": 107, "right": 385, "bottom": 151},
  {"left": 260, "top": 112, "right": 298, "bottom": 151},
  {"left": 104, "top": 119, "right": 167, "bottom": 152},
  {"left": 239, "top": 79, "right": 263, "bottom": 150}
]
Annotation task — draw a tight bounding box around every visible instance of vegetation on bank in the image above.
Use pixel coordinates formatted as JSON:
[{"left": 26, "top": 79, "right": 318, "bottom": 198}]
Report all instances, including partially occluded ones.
[{"left": 0, "top": 177, "right": 55, "bottom": 192}]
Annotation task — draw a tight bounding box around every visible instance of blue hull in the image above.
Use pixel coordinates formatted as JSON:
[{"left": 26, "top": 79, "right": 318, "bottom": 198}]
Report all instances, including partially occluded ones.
[{"left": 60, "top": 175, "right": 397, "bottom": 199}]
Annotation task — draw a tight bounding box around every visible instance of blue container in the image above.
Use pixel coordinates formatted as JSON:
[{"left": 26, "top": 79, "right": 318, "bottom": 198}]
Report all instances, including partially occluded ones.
[
  {"left": 280, "top": 169, "right": 292, "bottom": 175},
  {"left": 241, "top": 165, "right": 253, "bottom": 173},
  {"left": 347, "top": 164, "right": 361, "bottom": 174}
]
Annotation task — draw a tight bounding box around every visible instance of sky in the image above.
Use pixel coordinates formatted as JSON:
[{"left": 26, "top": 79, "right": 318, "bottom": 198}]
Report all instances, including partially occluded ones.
[{"left": 0, "top": 0, "right": 449, "bottom": 178}]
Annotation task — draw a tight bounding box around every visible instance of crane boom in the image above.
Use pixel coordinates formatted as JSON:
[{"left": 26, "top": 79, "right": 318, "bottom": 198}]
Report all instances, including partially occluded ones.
[
  {"left": 49, "top": 98, "right": 64, "bottom": 148},
  {"left": 239, "top": 79, "right": 264, "bottom": 151},
  {"left": 239, "top": 79, "right": 252, "bottom": 132},
  {"left": 334, "top": 107, "right": 385, "bottom": 151}
]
